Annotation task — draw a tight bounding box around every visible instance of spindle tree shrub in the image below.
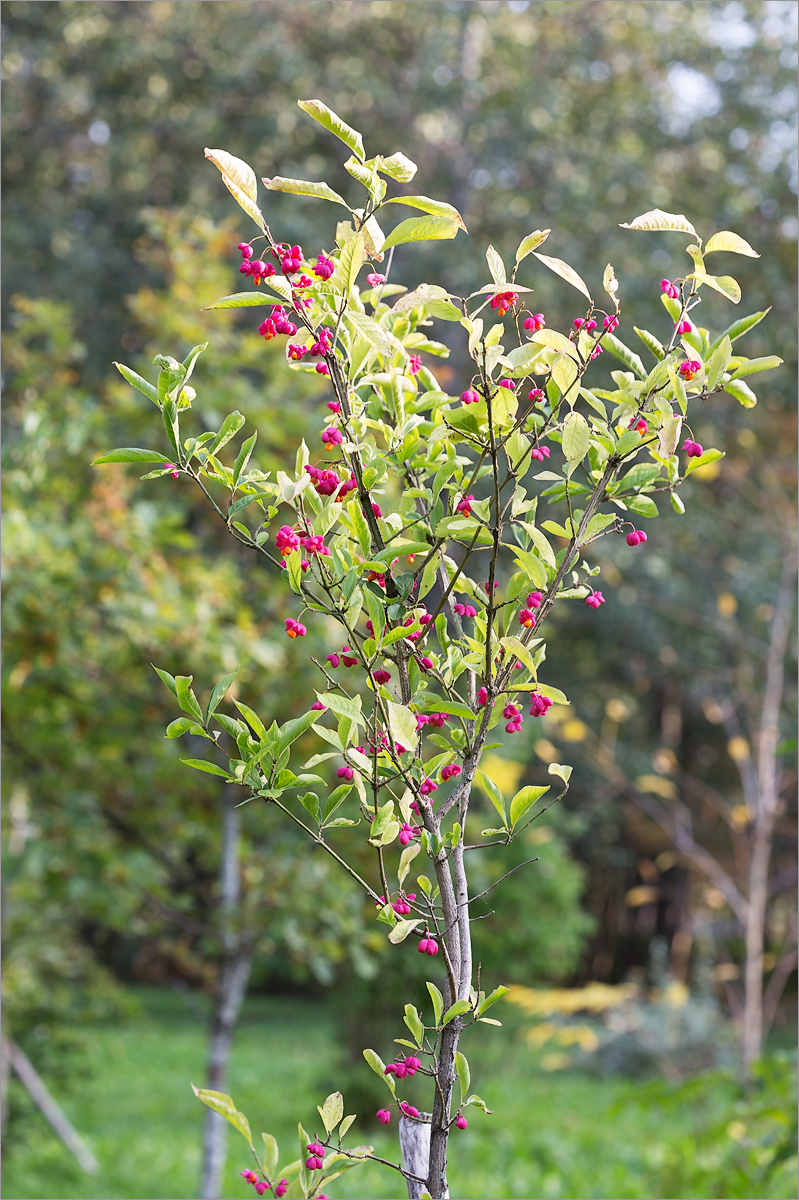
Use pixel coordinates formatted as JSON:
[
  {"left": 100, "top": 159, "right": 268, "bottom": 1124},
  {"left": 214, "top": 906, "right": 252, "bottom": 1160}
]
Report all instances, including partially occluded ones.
[{"left": 94, "top": 99, "right": 780, "bottom": 1200}]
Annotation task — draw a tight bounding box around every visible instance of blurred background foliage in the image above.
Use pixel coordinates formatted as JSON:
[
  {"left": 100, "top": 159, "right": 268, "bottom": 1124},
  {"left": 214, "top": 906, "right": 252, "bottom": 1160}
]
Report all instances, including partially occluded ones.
[{"left": 2, "top": 1, "right": 796, "bottom": 1197}]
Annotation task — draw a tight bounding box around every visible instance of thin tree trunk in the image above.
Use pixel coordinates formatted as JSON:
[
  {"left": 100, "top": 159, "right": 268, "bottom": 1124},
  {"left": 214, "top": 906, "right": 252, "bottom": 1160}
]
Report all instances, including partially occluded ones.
[
  {"left": 742, "top": 548, "right": 795, "bottom": 1078},
  {"left": 199, "top": 794, "right": 252, "bottom": 1200}
]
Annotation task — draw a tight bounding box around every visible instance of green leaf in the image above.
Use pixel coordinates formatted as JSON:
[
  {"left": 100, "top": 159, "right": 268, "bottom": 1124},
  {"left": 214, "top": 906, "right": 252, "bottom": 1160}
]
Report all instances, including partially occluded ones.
[
  {"left": 398, "top": 842, "right": 421, "bottom": 887},
  {"left": 203, "top": 291, "right": 276, "bottom": 310},
  {"left": 233, "top": 699, "right": 268, "bottom": 741},
  {"left": 531, "top": 328, "right": 580, "bottom": 360},
  {"left": 704, "top": 230, "right": 759, "bottom": 257},
  {"left": 347, "top": 499, "right": 372, "bottom": 557},
  {"left": 334, "top": 231, "right": 366, "bottom": 295},
  {"left": 387, "top": 701, "right": 418, "bottom": 752},
  {"left": 181, "top": 758, "right": 230, "bottom": 777},
  {"left": 728, "top": 356, "right": 783, "bottom": 380},
  {"left": 339, "top": 1114, "right": 357, "bottom": 1139},
  {"left": 388, "top": 918, "right": 423, "bottom": 944},
  {"left": 404, "top": 1004, "right": 425, "bottom": 1047},
  {"left": 300, "top": 793, "right": 321, "bottom": 822},
  {"left": 153, "top": 665, "right": 178, "bottom": 697},
  {"left": 688, "top": 270, "right": 741, "bottom": 303},
  {"left": 515, "top": 228, "right": 551, "bottom": 264},
  {"left": 344, "top": 310, "right": 392, "bottom": 357},
  {"left": 618, "top": 463, "right": 660, "bottom": 492},
  {"left": 113, "top": 362, "right": 160, "bottom": 406},
  {"left": 165, "top": 717, "right": 195, "bottom": 739},
  {"left": 297, "top": 99, "right": 365, "bottom": 161},
  {"left": 685, "top": 448, "right": 725, "bottom": 476},
  {"left": 633, "top": 327, "right": 665, "bottom": 362},
  {"left": 442, "top": 1000, "right": 472, "bottom": 1026},
  {"left": 363, "top": 1048, "right": 396, "bottom": 1096},
  {"left": 455, "top": 1052, "right": 470, "bottom": 1103},
  {"left": 706, "top": 336, "right": 732, "bottom": 391},
  {"left": 93, "top": 447, "right": 169, "bottom": 465},
  {"left": 192, "top": 1084, "right": 253, "bottom": 1148},
  {"left": 383, "top": 195, "right": 465, "bottom": 228},
  {"left": 375, "top": 151, "right": 418, "bottom": 181},
  {"left": 206, "top": 669, "right": 239, "bottom": 721},
  {"left": 619, "top": 208, "right": 698, "bottom": 237},
  {"left": 533, "top": 252, "right": 591, "bottom": 301},
  {"left": 381, "top": 214, "right": 461, "bottom": 252},
  {"left": 421, "top": 700, "right": 475, "bottom": 721},
  {"left": 261, "top": 175, "right": 349, "bottom": 207},
  {"left": 602, "top": 333, "right": 646, "bottom": 379},
  {"left": 175, "top": 676, "right": 204, "bottom": 723},
  {"left": 261, "top": 1133, "right": 279, "bottom": 1177},
  {"left": 478, "top": 985, "right": 510, "bottom": 1015},
  {"left": 724, "top": 378, "right": 757, "bottom": 408},
  {"left": 317, "top": 1092, "right": 344, "bottom": 1134},
  {"left": 509, "top": 784, "right": 550, "bottom": 826},
  {"left": 562, "top": 411, "right": 589, "bottom": 462},
  {"left": 233, "top": 432, "right": 257, "bottom": 487},
  {"left": 427, "top": 981, "right": 444, "bottom": 1027},
  {"left": 316, "top": 691, "right": 364, "bottom": 727},
  {"left": 707, "top": 309, "right": 770, "bottom": 355},
  {"left": 500, "top": 636, "right": 537, "bottom": 678},
  {"left": 624, "top": 494, "right": 658, "bottom": 517},
  {"left": 602, "top": 263, "right": 619, "bottom": 299},
  {"left": 485, "top": 244, "right": 507, "bottom": 286},
  {"left": 209, "top": 411, "right": 246, "bottom": 455},
  {"left": 204, "top": 147, "right": 265, "bottom": 232},
  {"left": 475, "top": 771, "right": 508, "bottom": 828},
  {"left": 464, "top": 1093, "right": 494, "bottom": 1113},
  {"left": 548, "top": 762, "right": 573, "bottom": 785},
  {"left": 519, "top": 523, "right": 556, "bottom": 568}
]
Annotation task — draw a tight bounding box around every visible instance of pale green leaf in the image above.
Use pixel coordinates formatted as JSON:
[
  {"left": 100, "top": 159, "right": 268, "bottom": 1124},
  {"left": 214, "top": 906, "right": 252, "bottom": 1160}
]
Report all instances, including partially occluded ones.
[
  {"left": 562, "top": 411, "right": 589, "bottom": 461},
  {"left": 204, "top": 148, "right": 265, "bottom": 231},
  {"left": 728, "top": 356, "right": 783, "bottom": 380},
  {"left": 93, "top": 447, "right": 170, "bottom": 465},
  {"left": 688, "top": 270, "right": 741, "bottom": 303},
  {"left": 262, "top": 176, "right": 349, "bottom": 207},
  {"left": 381, "top": 214, "right": 461, "bottom": 251},
  {"left": 298, "top": 99, "right": 365, "bottom": 160},
  {"left": 192, "top": 1084, "right": 253, "bottom": 1147},
  {"left": 704, "top": 230, "right": 759, "bottom": 257},
  {"left": 533, "top": 252, "right": 592, "bottom": 301},
  {"left": 619, "top": 208, "right": 697, "bottom": 237},
  {"left": 509, "top": 784, "right": 550, "bottom": 826},
  {"left": 516, "top": 228, "right": 551, "bottom": 264},
  {"left": 383, "top": 195, "right": 465, "bottom": 228}
]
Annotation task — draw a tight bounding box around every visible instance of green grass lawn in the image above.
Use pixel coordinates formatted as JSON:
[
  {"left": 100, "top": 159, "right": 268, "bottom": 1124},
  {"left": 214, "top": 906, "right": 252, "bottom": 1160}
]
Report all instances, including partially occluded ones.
[{"left": 3, "top": 987, "right": 796, "bottom": 1200}]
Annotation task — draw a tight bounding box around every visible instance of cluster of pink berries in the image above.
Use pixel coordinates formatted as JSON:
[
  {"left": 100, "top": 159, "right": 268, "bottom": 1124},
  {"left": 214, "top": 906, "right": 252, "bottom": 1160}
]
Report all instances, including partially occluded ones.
[
  {"left": 417, "top": 934, "right": 439, "bottom": 956},
  {"left": 240, "top": 1169, "right": 287, "bottom": 1198},
  {"left": 304, "top": 1141, "right": 326, "bottom": 1171},
  {"left": 454, "top": 601, "right": 478, "bottom": 618},
  {"left": 460, "top": 388, "right": 480, "bottom": 405},
  {"left": 398, "top": 821, "right": 419, "bottom": 845},
  {"left": 284, "top": 617, "right": 307, "bottom": 638},
  {"left": 258, "top": 305, "right": 298, "bottom": 340},
  {"left": 321, "top": 426, "right": 343, "bottom": 447},
  {"left": 313, "top": 253, "right": 335, "bottom": 280},
  {"left": 238, "top": 243, "right": 276, "bottom": 285},
  {"left": 305, "top": 464, "right": 357, "bottom": 499},
  {"left": 384, "top": 1054, "right": 421, "bottom": 1080},
  {"left": 629, "top": 416, "right": 649, "bottom": 436},
  {"left": 327, "top": 644, "right": 359, "bottom": 669},
  {"left": 603, "top": 314, "right": 619, "bottom": 332},
  {"left": 477, "top": 686, "right": 488, "bottom": 706},
  {"left": 679, "top": 359, "right": 702, "bottom": 380},
  {"left": 585, "top": 589, "right": 605, "bottom": 609},
  {"left": 676, "top": 319, "right": 693, "bottom": 335},
  {"left": 523, "top": 313, "right": 546, "bottom": 332},
  {"left": 519, "top": 592, "right": 541, "bottom": 628},
  {"left": 528, "top": 387, "right": 545, "bottom": 403},
  {"left": 456, "top": 494, "right": 475, "bottom": 516},
  {"left": 441, "top": 763, "right": 462, "bottom": 781},
  {"left": 503, "top": 702, "right": 523, "bottom": 733},
  {"left": 529, "top": 691, "right": 553, "bottom": 718},
  {"left": 626, "top": 528, "right": 648, "bottom": 547},
  {"left": 661, "top": 279, "right": 680, "bottom": 299},
  {"left": 530, "top": 444, "right": 550, "bottom": 462},
  {"left": 498, "top": 378, "right": 515, "bottom": 391},
  {"left": 408, "top": 354, "right": 422, "bottom": 375},
  {"left": 682, "top": 437, "right": 703, "bottom": 457},
  {"left": 573, "top": 317, "right": 597, "bottom": 332},
  {"left": 417, "top": 711, "right": 449, "bottom": 729},
  {"left": 366, "top": 272, "right": 386, "bottom": 287},
  {"left": 490, "top": 290, "right": 518, "bottom": 317}
]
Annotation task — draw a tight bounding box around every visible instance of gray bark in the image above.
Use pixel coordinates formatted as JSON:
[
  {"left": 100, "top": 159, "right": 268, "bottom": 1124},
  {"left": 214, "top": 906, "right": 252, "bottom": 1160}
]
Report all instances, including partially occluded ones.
[
  {"left": 199, "top": 794, "right": 253, "bottom": 1199},
  {"left": 3, "top": 1037, "right": 99, "bottom": 1174}
]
